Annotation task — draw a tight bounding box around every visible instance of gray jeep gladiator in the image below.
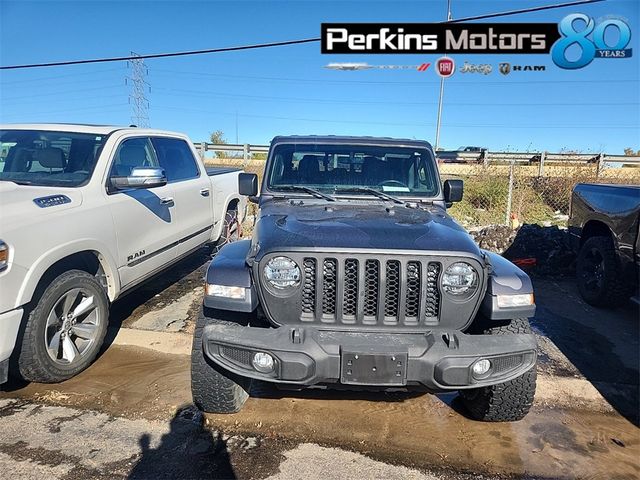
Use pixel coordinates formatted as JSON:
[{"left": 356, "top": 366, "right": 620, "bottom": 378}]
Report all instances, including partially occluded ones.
[
  {"left": 191, "top": 136, "right": 538, "bottom": 422},
  {"left": 569, "top": 183, "right": 640, "bottom": 307}
]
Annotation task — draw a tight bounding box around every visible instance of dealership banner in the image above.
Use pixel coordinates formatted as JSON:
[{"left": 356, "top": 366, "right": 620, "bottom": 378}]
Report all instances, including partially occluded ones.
[{"left": 322, "top": 23, "right": 562, "bottom": 54}]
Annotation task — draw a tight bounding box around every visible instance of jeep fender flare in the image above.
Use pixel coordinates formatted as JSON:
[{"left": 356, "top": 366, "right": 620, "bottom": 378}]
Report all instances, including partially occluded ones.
[{"left": 480, "top": 250, "right": 536, "bottom": 320}]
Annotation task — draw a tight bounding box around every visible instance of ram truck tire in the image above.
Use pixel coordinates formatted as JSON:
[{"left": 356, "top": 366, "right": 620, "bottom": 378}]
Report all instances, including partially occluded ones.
[
  {"left": 459, "top": 318, "right": 537, "bottom": 422},
  {"left": 213, "top": 208, "right": 239, "bottom": 255},
  {"left": 191, "top": 308, "right": 252, "bottom": 413},
  {"left": 14, "top": 270, "right": 109, "bottom": 383},
  {"left": 576, "top": 235, "right": 631, "bottom": 308}
]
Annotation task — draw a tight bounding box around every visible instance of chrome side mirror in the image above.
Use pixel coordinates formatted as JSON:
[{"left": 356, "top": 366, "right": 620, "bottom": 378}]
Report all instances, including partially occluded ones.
[{"left": 111, "top": 166, "right": 167, "bottom": 190}]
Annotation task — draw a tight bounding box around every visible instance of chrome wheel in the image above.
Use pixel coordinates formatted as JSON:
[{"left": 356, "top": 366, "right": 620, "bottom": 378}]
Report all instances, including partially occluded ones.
[{"left": 44, "top": 288, "right": 101, "bottom": 365}]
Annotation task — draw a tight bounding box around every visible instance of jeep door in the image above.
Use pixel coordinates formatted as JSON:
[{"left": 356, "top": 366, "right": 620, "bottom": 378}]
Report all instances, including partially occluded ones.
[{"left": 105, "top": 136, "right": 178, "bottom": 288}]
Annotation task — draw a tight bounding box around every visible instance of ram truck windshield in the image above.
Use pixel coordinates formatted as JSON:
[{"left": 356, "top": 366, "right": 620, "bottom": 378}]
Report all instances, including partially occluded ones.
[
  {"left": 267, "top": 143, "right": 439, "bottom": 199},
  {"left": 0, "top": 129, "right": 107, "bottom": 187}
]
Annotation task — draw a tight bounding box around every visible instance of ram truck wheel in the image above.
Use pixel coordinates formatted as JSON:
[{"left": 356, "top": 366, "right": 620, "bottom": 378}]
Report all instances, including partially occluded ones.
[
  {"left": 459, "top": 318, "right": 537, "bottom": 422},
  {"left": 14, "top": 270, "right": 109, "bottom": 383},
  {"left": 191, "top": 308, "right": 252, "bottom": 413},
  {"left": 577, "top": 235, "right": 631, "bottom": 307},
  {"left": 212, "top": 208, "right": 239, "bottom": 255}
]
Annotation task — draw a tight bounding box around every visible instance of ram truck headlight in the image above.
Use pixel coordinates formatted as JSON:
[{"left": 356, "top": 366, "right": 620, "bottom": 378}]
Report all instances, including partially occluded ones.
[
  {"left": 264, "top": 256, "right": 301, "bottom": 289},
  {"left": 0, "top": 241, "right": 8, "bottom": 272},
  {"left": 441, "top": 262, "right": 478, "bottom": 295},
  {"left": 205, "top": 284, "right": 247, "bottom": 300},
  {"left": 496, "top": 293, "right": 534, "bottom": 308}
]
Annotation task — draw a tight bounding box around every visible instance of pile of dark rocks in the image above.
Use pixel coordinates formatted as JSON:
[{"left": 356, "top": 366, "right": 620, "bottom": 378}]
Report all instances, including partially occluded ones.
[{"left": 470, "top": 224, "right": 576, "bottom": 276}]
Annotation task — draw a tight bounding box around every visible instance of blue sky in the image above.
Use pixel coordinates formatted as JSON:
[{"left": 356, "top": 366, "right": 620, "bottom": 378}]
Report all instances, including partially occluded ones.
[{"left": 1, "top": 0, "right": 638, "bottom": 153}]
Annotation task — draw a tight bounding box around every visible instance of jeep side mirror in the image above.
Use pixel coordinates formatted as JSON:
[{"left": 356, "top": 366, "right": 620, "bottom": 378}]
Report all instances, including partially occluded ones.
[
  {"left": 238, "top": 172, "right": 258, "bottom": 196},
  {"left": 111, "top": 166, "right": 167, "bottom": 190},
  {"left": 444, "top": 179, "right": 463, "bottom": 203}
]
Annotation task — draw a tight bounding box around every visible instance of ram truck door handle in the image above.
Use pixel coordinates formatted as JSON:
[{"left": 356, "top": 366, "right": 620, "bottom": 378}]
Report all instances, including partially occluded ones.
[
  {"left": 160, "top": 197, "right": 174, "bottom": 206},
  {"left": 200, "top": 188, "right": 210, "bottom": 197}
]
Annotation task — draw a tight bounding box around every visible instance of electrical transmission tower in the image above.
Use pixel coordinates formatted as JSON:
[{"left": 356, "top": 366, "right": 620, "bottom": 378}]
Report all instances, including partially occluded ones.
[{"left": 126, "top": 52, "right": 150, "bottom": 127}]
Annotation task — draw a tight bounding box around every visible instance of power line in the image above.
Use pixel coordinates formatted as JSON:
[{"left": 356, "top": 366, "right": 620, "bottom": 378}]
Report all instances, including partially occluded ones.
[
  {"left": 152, "top": 86, "right": 638, "bottom": 107},
  {"left": 152, "top": 69, "right": 638, "bottom": 86},
  {"left": 0, "top": 0, "right": 604, "bottom": 71},
  {"left": 152, "top": 104, "right": 639, "bottom": 129},
  {"left": 0, "top": 38, "right": 319, "bottom": 70}
]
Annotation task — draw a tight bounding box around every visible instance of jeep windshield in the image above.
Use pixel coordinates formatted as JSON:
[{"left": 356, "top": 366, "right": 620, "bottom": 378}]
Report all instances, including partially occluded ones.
[
  {"left": 0, "top": 129, "right": 107, "bottom": 187},
  {"left": 267, "top": 143, "right": 439, "bottom": 198}
]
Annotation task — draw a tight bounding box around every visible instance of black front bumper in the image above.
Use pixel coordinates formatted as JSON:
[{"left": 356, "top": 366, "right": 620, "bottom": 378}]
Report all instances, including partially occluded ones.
[{"left": 202, "top": 323, "right": 537, "bottom": 391}]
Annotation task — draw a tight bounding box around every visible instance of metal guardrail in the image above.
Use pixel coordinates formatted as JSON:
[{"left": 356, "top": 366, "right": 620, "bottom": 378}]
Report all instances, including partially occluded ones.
[{"left": 195, "top": 142, "right": 640, "bottom": 168}]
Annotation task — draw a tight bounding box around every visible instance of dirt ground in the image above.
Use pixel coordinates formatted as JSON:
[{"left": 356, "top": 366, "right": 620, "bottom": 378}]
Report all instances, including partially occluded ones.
[{"left": 1, "top": 250, "right": 639, "bottom": 479}]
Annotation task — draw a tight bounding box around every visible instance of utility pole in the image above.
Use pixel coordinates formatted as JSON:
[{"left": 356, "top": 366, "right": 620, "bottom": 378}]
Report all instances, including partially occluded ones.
[
  {"left": 126, "top": 51, "right": 150, "bottom": 127},
  {"left": 434, "top": 0, "right": 452, "bottom": 151}
]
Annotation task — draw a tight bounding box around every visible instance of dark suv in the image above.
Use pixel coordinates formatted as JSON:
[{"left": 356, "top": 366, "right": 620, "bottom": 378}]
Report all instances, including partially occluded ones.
[{"left": 191, "top": 136, "right": 538, "bottom": 422}]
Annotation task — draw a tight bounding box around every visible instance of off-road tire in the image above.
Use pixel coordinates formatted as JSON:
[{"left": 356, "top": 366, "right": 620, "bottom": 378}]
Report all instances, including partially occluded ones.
[
  {"left": 13, "top": 270, "right": 109, "bottom": 383},
  {"left": 459, "top": 318, "right": 536, "bottom": 422},
  {"left": 191, "top": 308, "right": 252, "bottom": 413},
  {"left": 577, "top": 235, "right": 630, "bottom": 307}
]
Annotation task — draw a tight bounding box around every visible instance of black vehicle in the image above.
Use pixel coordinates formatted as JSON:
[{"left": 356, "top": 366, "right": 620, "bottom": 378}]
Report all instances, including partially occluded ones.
[
  {"left": 191, "top": 136, "right": 538, "bottom": 422},
  {"left": 569, "top": 183, "right": 640, "bottom": 307}
]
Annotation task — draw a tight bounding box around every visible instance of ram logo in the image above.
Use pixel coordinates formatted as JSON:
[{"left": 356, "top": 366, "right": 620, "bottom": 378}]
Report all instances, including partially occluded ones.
[{"left": 127, "top": 250, "right": 146, "bottom": 262}]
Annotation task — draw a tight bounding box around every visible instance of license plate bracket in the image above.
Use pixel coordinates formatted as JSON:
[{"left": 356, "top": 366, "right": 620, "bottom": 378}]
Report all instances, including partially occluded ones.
[{"left": 340, "top": 350, "right": 408, "bottom": 386}]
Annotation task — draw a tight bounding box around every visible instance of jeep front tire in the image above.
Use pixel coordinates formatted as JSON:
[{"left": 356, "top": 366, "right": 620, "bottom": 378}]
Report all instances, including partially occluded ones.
[
  {"left": 191, "top": 308, "right": 252, "bottom": 413},
  {"left": 459, "top": 318, "right": 537, "bottom": 422}
]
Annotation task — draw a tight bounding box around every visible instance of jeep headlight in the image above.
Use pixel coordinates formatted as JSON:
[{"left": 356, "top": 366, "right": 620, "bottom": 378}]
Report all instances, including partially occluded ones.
[
  {"left": 442, "top": 262, "right": 478, "bottom": 295},
  {"left": 0, "top": 241, "right": 8, "bottom": 272},
  {"left": 264, "top": 256, "right": 301, "bottom": 289}
]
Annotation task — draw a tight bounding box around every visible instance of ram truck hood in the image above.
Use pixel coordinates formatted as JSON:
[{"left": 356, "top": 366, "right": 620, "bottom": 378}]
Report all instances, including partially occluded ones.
[
  {"left": 253, "top": 200, "right": 481, "bottom": 256},
  {"left": 0, "top": 181, "right": 83, "bottom": 233}
]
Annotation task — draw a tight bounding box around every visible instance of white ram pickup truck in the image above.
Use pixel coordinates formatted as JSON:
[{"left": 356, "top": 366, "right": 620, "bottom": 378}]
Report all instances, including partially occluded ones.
[{"left": 0, "top": 124, "right": 245, "bottom": 384}]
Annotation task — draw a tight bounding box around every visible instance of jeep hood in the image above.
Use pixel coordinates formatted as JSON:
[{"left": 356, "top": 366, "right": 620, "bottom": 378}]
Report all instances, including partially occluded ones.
[
  {"left": 253, "top": 201, "right": 481, "bottom": 256},
  {"left": 0, "top": 181, "right": 83, "bottom": 233}
]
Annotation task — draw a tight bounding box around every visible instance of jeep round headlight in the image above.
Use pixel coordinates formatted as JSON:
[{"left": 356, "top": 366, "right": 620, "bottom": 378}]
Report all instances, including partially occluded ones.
[
  {"left": 442, "top": 262, "right": 478, "bottom": 295},
  {"left": 264, "top": 256, "right": 301, "bottom": 289}
]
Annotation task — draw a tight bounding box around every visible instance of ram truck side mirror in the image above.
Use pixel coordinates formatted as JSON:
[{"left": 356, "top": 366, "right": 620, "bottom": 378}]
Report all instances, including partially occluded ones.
[
  {"left": 111, "top": 166, "right": 167, "bottom": 190},
  {"left": 444, "top": 179, "right": 464, "bottom": 206},
  {"left": 239, "top": 172, "right": 258, "bottom": 197}
]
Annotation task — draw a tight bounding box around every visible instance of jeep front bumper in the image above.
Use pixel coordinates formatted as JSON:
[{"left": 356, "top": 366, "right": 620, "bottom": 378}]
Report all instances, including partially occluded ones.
[{"left": 202, "top": 323, "right": 537, "bottom": 391}]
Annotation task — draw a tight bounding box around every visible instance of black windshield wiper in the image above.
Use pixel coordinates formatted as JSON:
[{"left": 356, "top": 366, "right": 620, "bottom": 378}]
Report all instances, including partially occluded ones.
[
  {"left": 274, "top": 185, "right": 336, "bottom": 202},
  {"left": 334, "top": 186, "right": 406, "bottom": 205}
]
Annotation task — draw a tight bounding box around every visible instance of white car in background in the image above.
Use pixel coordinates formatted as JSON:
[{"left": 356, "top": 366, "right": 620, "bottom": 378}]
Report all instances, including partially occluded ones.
[{"left": 0, "top": 124, "right": 245, "bottom": 384}]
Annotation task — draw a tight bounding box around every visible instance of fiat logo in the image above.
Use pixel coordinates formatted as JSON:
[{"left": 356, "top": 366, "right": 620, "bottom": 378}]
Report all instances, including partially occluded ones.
[{"left": 436, "top": 57, "right": 455, "bottom": 78}]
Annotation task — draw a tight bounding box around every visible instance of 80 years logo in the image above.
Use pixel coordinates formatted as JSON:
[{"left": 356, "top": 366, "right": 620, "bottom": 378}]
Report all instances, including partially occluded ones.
[{"left": 551, "top": 14, "right": 633, "bottom": 69}]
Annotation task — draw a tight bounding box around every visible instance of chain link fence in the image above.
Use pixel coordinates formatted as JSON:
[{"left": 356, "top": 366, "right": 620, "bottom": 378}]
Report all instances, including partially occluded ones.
[
  {"left": 199, "top": 143, "right": 640, "bottom": 230},
  {"left": 441, "top": 156, "right": 640, "bottom": 228}
]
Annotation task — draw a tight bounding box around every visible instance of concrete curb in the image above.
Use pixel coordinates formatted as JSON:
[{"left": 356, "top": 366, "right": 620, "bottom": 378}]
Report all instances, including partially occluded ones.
[{"left": 110, "top": 327, "right": 614, "bottom": 412}]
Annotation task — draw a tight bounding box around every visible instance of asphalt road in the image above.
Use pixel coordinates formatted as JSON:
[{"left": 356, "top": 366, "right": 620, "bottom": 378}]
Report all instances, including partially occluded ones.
[{"left": 1, "top": 249, "right": 638, "bottom": 479}]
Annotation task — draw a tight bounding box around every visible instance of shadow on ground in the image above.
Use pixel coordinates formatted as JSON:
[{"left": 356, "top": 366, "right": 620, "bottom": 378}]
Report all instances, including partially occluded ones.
[
  {"left": 530, "top": 277, "right": 639, "bottom": 426},
  {"left": 129, "top": 406, "right": 237, "bottom": 479}
]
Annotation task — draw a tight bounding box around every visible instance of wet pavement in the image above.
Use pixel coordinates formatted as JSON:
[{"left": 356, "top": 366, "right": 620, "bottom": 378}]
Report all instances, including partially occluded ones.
[{"left": 1, "top": 251, "right": 639, "bottom": 479}]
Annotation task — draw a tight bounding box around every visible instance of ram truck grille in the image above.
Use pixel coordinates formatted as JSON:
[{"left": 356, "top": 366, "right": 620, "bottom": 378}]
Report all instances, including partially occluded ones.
[{"left": 300, "top": 256, "right": 441, "bottom": 326}]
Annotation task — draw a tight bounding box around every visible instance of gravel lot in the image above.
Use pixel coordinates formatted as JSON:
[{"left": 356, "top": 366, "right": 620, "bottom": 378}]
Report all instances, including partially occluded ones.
[{"left": 1, "top": 247, "right": 638, "bottom": 479}]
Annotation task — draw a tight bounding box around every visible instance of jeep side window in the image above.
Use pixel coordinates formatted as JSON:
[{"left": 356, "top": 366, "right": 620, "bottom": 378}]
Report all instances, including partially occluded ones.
[
  {"left": 151, "top": 137, "right": 200, "bottom": 183},
  {"left": 109, "top": 137, "right": 158, "bottom": 178}
]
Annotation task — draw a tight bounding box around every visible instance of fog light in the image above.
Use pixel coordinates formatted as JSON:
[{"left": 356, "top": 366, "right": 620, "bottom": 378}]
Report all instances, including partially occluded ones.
[
  {"left": 472, "top": 359, "right": 492, "bottom": 377},
  {"left": 252, "top": 352, "right": 275, "bottom": 373}
]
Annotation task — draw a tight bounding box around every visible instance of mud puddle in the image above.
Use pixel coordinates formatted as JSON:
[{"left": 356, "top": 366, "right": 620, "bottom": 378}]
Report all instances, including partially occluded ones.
[{"left": 2, "top": 345, "right": 638, "bottom": 479}]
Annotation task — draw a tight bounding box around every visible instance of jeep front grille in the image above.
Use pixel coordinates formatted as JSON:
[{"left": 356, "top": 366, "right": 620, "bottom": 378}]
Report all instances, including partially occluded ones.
[{"left": 299, "top": 257, "right": 441, "bottom": 326}]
